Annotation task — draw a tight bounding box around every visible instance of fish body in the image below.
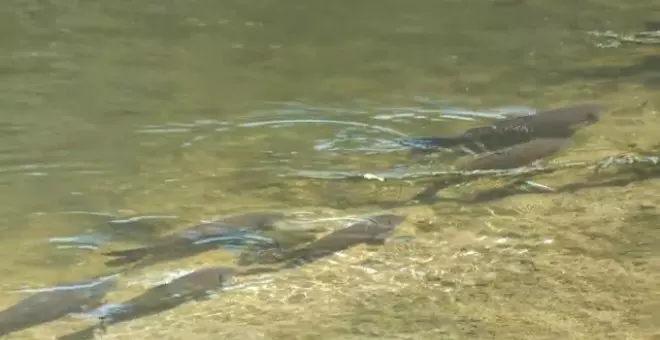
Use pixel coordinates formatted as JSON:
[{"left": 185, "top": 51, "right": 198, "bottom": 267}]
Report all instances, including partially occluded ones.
[
  {"left": 0, "top": 274, "right": 118, "bottom": 337},
  {"left": 411, "top": 138, "right": 571, "bottom": 201},
  {"left": 644, "top": 20, "right": 660, "bottom": 31},
  {"left": 109, "top": 267, "right": 233, "bottom": 315},
  {"left": 459, "top": 137, "right": 571, "bottom": 170},
  {"left": 102, "top": 212, "right": 286, "bottom": 267},
  {"left": 235, "top": 229, "right": 319, "bottom": 266},
  {"left": 57, "top": 267, "right": 233, "bottom": 340},
  {"left": 242, "top": 214, "right": 405, "bottom": 267},
  {"left": 400, "top": 103, "right": 602, "bottom": 153}
]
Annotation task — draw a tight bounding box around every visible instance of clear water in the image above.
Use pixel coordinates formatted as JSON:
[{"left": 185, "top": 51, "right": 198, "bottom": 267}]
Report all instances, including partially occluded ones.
[{"left": 0, "top": 1, "right": 658, "bottom": 339}]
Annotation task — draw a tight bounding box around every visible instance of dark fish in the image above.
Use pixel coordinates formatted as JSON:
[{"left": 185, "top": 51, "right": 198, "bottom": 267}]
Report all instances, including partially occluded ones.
[
  {"left": 400, "top": 103, "right": 602, "bottom": 153},
  {"left": 56, "top": 267, "right": 234, "bottom": 340},
  {"left": 0, "top": 274, "right": 118, "bottom": 337},
  {"left": 411, "top": 138, "right": 571, "bottom": 201},
  {"left": 644, "top": 20, "right": 660, "bottom": 31},
  {"left": 459, "top": 137, "right": 571, "bottom": 170},
  {"left": 242, "top": 214, "right": 406, "bottom": 268},
  {"left": 102, "top": 212, "right": 286, "bottom": 268}
]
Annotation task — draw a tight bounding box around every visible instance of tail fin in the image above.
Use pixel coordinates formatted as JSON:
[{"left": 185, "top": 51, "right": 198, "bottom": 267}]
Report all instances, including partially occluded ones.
[{"left": 102, "top": 247, "right": 151, "bottom": 267}]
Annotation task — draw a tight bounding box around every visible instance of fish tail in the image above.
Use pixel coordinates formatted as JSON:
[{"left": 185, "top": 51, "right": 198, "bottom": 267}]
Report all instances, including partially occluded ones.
[{"left": 102, "top": 247, "right": 150, "bottom": 267}]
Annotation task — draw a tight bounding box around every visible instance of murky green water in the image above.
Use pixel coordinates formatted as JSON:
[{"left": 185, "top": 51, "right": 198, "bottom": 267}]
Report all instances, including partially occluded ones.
[{"left": 0, "top": 1, "right": 659, "bottom": 339}]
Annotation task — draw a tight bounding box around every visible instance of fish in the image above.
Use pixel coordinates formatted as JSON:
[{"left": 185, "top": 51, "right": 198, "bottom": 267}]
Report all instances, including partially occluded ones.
[
  {"left": 644, "top": 20, "right": 660, "bottom": 31},
  {"left": 459, "top": 137, "right": 571, "bottom": 170},
  {"left": 239, "top": 214, "right": 406, "bottom": 268},
  {"left": 102, "top": 211, "right": 286, "bottom": 268},
  {"left": 399, "top": 103, "right": 602, "bottom": 154},
  {"left": 235, "top": 229, "right": 320, "bottom": 266},
  {"left": 410, "top": 138, "right": 571, "bottom": 201},
  {"left": 56, "top": 267, "right": 234, "bottom": 340},
  {"left": 0, "top": 274, "right": 118, "bottom": 337}
]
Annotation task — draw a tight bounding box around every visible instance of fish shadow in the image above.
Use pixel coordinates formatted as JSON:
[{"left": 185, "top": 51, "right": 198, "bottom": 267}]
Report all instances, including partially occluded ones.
[
  {"left": 467, "top": 165, "right": 660, "bottom": 203},
  {"left": 359, "top": 166, "right": 659, "bottom": 207}
]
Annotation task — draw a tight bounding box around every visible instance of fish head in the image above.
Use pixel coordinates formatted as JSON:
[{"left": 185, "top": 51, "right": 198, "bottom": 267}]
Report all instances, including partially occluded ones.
[
  {"left": 574, "top": 104, "right": 603, "bottom": 126},
  {"left": 359, "top": 214, "right": 406, "bottom": 244},
  {"left": 644, "top": 20, "right": 660, "bottom": 31},
  {"left": 528, "top": 103, "right": 604, "bottom": 137},
  {"left": 552, "top": 103, "right": 604, "bottom": 130}
]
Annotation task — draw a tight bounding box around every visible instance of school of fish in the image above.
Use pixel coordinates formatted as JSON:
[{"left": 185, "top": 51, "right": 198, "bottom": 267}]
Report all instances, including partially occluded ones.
[{"left": 0, "top": 103, "right": 605, "bottom": 339}]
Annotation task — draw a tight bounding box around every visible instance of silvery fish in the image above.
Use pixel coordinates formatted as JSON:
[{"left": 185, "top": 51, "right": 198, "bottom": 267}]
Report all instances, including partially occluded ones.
[
  {"left": 411, "top": 138, "right": 571, "bottom": 201},
  {"left": 400, "top": 103, "right": 602, "bottom": 154},
  {"left": 102, "top": 212, "right": 285, "bottom": 267},
  {"left": 0, "top": 274, "right": 118, "bottom": 337},
  {"left": 240, "top": 214, "right": 405, "bottom": 268},
  {"left": 57, "top": 267, "right": 234, "bottom": 340}
]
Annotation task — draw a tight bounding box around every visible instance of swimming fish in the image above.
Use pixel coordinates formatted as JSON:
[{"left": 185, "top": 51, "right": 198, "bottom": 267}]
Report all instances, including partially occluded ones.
[
  {"left": 56, "top": 267, "right": 235, "bottom": 340},
  {"left": 102, "top": 211, "right": 286, "bottom": 268},
  {"left": 644, "top": 20, "right": 660, "bottom": 31},
  {"left": 240, "top": 214, "right": 406, "bottom": 268},
  {"left": 459, "top": 137, "right": 572, "bottom": 170},
  {"left": 410, "top": 137, "right": 571, "bottom": 201},
  {"left": 235, "top": 229, "right": 320, "bottom": 266},
  {"left": 0, "top": 274, "right": 118, "bottom": 337},
  {"left": 400, "top": 103, "right": 602, "bottom": 154}
]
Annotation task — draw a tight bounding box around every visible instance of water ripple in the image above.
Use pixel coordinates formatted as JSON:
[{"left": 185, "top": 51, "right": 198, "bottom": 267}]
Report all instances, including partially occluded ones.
[
  {"left": 0, "top": 162, "right": 108, "bottom": 176},
  {"left": 127, "top": 99, "right": 537, "bottom": 176}
]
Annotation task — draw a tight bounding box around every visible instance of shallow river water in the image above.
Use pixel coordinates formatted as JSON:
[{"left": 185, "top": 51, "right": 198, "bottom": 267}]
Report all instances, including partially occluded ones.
[{"left": 0, "top": 1, "right": 658, "bottom": 339}]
